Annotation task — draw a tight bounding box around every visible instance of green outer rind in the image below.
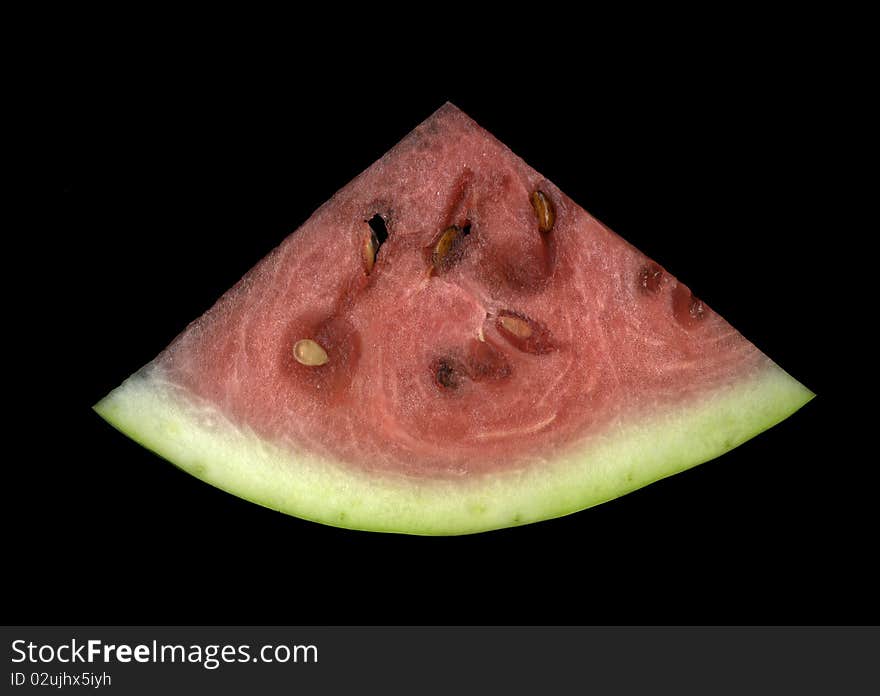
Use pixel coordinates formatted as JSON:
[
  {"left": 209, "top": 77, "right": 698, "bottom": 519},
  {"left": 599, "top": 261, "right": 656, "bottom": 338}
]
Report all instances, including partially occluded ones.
[{"left": 94, "top": 363, "right": 813, "bottom": 535}]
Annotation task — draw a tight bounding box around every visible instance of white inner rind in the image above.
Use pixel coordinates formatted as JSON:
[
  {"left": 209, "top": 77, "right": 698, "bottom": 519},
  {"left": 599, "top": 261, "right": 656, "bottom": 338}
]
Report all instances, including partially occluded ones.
[{"left": 94, "top": 364, "right": 813, "bottom": 535}]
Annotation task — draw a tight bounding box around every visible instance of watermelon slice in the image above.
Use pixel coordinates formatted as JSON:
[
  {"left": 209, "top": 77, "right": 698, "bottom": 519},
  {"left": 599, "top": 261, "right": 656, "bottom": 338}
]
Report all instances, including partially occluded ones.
[{"left": 94, "top": 102, "right": 813, "bottom": 535}]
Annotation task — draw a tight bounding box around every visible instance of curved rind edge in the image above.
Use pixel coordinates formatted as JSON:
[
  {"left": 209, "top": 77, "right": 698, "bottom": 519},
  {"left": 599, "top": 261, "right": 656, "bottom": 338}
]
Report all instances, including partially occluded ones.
[{"left": 93, "top": 364, "right": 814, "bottom": 535}]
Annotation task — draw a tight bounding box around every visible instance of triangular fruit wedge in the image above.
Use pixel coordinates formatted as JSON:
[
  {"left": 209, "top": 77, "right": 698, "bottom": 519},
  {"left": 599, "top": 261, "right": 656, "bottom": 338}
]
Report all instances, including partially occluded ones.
[{"left": 95, "top": 103, "right": 813, "bottom": 535}]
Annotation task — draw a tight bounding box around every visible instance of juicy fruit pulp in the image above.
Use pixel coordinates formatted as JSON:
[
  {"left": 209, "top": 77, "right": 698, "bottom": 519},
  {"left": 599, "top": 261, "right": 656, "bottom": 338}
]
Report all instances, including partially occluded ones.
[{"left": 95, "top": 103, "right": 813, "bottom": 534}]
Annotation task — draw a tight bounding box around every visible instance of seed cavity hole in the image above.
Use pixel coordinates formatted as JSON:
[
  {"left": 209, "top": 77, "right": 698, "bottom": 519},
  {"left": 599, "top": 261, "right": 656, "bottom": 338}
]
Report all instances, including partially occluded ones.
[
  {"left": 672, "top": 283, "right": 707, "bottom": 328},
  {"left": 432, "top": 357, "right": 464, "bottom": 390},
  {"left": 362, "top": 214, "right": 389, "bottom": 275},
  {"left": 639, "top": 262, "right": 664, "bottom": 294},
  {"left": 368, "top": 214, "right": 389, "bottom": 245}
]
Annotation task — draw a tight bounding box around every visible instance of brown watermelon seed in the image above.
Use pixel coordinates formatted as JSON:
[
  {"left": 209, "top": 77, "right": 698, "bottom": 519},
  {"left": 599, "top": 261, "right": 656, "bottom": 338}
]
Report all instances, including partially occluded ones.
[
  {"left": 530, "top": 190, "right": 556, "bottom": 234},
  {"left": 431, "top": 222, "right": 471, "bottom": 272},
  {"left": 433, "top": 225, "right": 461, "bottom": 267},
  {"left": 362, "top": 229, "right": 378, "bottom": 274},
  {"left": 293, "top": 339, "right": 329, "bottom": 366},
  {"left": 498, "top": 315, "right": 533, "bottom": 338},
  {"left": 362, "top": 214, "right": 389, "bottom": 275},
  {"left": 639, "top": 262, "right": 664, "bottom": 294}
]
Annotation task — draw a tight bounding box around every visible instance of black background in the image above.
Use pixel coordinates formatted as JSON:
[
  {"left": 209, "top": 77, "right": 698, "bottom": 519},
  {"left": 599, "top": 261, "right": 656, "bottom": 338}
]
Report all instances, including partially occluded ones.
[{"left": 23, "top": 38, "right": 862, "bottom": 626}]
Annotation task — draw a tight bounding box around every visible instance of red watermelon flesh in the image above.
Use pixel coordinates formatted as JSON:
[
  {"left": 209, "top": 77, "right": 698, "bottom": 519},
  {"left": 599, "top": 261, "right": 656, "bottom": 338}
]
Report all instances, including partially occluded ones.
[{"left": 95, "top": 103, "right": 813, "bottom": 534}]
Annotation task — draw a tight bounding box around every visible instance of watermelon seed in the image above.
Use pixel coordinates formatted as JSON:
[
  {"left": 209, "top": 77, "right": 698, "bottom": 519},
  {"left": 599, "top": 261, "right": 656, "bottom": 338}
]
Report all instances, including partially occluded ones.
[
  {"left": 495, "top": 311, "right": 557, "bottom": 354},
  {"left": 498, "top": 315, "right": 533, "bottom": 338},
  {"left": 293, "top": 339, "right": 329, "bottom": 367},
  {"left": 362, "top": 214, "right": 389, "bottom": 274},
  {"left": 530, "top": 190, "right": 555, "bottom": 234},
  {"left": 431, "top": 222, "right": 471, "bottom": 272},
  {"left": 362, "top": 231, "right": 378, "bottom": 274},
  {"left": 690, "top": 298, "right": 705, "bottom": 320}
]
